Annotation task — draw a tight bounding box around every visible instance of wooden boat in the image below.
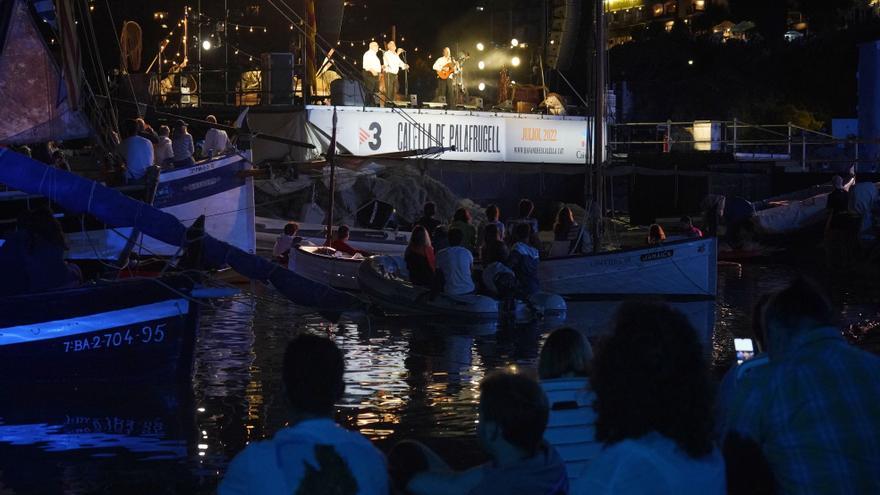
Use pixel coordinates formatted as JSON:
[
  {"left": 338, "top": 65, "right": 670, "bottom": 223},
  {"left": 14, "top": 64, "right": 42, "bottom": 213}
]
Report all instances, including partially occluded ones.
[
  {"left": 256, "top": 215, "right": 410, "bottom": 255},
  {"left": 0, "top": 277, "right": 199, "bottom": 382},
  {"left": 538, "top": 237, "right": 717, "bottom": 298},
  {"left": 357, "top": 255, "right": 567, "bottom": 320},
  {"left": 288, "top": 245, "right": 365, "bottom": 291}
]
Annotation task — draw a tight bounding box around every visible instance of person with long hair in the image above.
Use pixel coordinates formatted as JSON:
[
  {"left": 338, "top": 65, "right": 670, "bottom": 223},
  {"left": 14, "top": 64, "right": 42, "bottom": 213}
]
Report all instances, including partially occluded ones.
[
  {"left": 572, "top": 301, "right": 725, "bottom": 494},
  {"left": 553, "top": 206, "right": 583, "bottom": 254},
  {"left": 405, "top": 225, "right": 436, "bottom": 287},
  {"left": 647, "top": 224, "right": 666, "bottom": 246},
  {"left": 449, "top": 207, "right": 477, "bottom": 252},
  {"left": 171, "top": 119, "right": 195, "bottom": 167}
]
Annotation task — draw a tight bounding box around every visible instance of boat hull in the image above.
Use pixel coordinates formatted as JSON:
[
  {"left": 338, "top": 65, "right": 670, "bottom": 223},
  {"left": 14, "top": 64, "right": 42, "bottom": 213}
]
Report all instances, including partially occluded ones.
[
  {"left": 256, "top": 216, "right": 409, "bottom": 255},
  {"left": 0, "top": 278, "right": 199, "bottom": 382},
  {"left": 539, "top": 237, "right": 717, "bottom": 298},
  {"left": 289, "top": 245, "right": 363, "bottom": 291}
]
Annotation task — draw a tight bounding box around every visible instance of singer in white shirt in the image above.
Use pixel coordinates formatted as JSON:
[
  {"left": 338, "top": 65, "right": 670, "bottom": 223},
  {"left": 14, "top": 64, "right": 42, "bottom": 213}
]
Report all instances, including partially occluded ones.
[
  {"left": 362, "top": 42, "right": 382, "bottom": 106},
  {"left": 432, "top": 47, "right": 457, "bottom": 108},
  {"left": 382, "top": 41, "right": 409, "bottom": 104}
]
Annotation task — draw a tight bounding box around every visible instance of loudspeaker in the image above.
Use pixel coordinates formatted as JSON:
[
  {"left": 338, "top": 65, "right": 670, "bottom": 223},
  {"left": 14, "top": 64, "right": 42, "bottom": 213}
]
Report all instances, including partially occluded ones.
[
  {"left": 261, "top": 53, "right": 294, "bottom": 105},
  {"left": 330, "top": 78, "right": 366, "bottom": 106},
  {"left": 410, "top": 94, "right": 418, "bottom": 107},
  {"left": 547, "top": 0, "right": 582, "bottom": 71}
]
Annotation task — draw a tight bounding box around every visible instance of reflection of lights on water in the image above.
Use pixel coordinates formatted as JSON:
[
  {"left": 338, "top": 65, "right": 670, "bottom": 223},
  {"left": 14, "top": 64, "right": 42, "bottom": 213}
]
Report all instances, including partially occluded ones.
[
  {"left": 198, "top": 443, "right": 208, "bottom": 450},
  {"left": 197, "top": 407, "right": 206, "bottom": 413},
  {"left": 508, "top": 364, "right": 518, "bottom": 373}
]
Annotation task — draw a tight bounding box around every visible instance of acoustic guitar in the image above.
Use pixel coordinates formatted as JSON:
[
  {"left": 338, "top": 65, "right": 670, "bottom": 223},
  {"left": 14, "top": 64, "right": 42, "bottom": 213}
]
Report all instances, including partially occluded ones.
[{"left": 437, "top": 55, "right": 469, "bottom": 80}]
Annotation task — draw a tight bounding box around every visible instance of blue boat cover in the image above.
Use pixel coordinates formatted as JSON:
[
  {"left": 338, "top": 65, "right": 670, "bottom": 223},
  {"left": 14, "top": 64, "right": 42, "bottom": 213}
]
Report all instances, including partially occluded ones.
[{"left": 0, "top": 149, "right": 359, "bottom": 311}]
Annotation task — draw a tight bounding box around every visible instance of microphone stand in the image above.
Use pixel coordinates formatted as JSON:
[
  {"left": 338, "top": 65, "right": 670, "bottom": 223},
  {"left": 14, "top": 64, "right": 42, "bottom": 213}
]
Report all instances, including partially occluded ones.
[{"left": 402, "top": 51, "right": 409, "bottom": 102}]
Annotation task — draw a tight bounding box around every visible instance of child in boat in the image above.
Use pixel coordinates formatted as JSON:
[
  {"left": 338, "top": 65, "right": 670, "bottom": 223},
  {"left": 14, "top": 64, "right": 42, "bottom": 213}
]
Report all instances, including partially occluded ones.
[
  {"left": 273, "top": 222, "right": 302, "bottom": 265},
  {"left": 329, "top": 225, "right": 371, "bottom": 257},
  {"left": 436, "top": 228, "right": 475, "bottom": 295},
  {"left": 505, "top": 198, "right": 540, "bottom": 247},
  {"left": 405, "top": 226, "right": 436, "bottom": 287},
  {"left": 506, "top": 223, "right": 540, "bottom": 297}
]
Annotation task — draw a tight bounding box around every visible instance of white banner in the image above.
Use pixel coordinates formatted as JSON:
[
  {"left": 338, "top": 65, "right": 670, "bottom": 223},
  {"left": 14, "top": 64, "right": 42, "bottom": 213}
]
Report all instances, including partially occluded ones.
[{"left": 307, "top": 105, "right": 591, "bottom": 164}]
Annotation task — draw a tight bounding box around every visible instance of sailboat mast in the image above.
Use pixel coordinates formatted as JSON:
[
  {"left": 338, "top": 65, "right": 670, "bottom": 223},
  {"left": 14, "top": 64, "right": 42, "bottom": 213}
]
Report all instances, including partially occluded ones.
[
  {"left": 325, "top": 108, "right": 338, "bottom": 245},
  {"left": 590, "top": 0, "right": 606, "bottom": 253}
]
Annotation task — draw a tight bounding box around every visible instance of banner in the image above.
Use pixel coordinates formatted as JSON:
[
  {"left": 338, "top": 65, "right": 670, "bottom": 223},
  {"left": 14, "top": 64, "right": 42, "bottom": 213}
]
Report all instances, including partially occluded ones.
[{"left": 307, "top": 106, "right": 591, "bottom": 164}]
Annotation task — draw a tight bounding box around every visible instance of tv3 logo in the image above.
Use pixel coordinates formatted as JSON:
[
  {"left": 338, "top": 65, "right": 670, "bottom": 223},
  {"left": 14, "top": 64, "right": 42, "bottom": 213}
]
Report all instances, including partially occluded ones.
[{"left": 359, "top": 122, "right": 382, "bottom": 151}]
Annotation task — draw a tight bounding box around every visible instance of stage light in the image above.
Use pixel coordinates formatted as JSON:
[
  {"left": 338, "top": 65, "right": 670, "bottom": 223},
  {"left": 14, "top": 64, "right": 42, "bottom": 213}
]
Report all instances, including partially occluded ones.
[
  {"left": 688, "top": 59, "right": 694, "bottom": 65},
  {"left": 478, "top": 61, "right": 485, "bottom": 70},
  {"left": 478, "top": 82, "right": 486, "bottom": 91},
  {"left": 511, "top": 56, "right": 520, "bottom": 67},
  {"left": 511, "top": 38, "right": 519, "bottom": 47},
  {"left": 476, "top": 42, "right": 485, "bottom": 51},
  {"left": 202, "top": 40, "right": 212, "bottom": 50}
]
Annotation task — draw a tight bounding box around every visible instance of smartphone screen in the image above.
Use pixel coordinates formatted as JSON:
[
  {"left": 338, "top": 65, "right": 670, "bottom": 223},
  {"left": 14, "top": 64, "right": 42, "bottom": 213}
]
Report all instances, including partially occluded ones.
[{"left": 734, "top": 338, "right": 755, "bottom": 365}]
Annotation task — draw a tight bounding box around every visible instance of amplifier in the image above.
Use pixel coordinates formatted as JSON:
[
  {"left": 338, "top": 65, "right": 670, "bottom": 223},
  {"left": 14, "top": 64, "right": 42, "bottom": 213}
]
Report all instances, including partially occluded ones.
[
  {"left": 330, "top": 79, "right": 366, "bottom": 106},
  {"left": 261, "top": 53, "right": 294, "bottom": 105}
]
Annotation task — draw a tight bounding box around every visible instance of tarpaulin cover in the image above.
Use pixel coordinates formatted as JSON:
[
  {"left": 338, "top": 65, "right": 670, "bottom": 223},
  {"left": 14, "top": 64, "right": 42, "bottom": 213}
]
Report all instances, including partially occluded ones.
[{"left": 0, "top": 149, "right": 359, "bottom": 311}]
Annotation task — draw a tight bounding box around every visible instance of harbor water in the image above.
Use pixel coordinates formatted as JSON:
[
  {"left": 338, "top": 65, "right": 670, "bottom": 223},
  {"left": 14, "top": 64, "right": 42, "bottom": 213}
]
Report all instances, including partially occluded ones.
[{"left": 1, "top": 262, "right": 878, "bottom": 494}]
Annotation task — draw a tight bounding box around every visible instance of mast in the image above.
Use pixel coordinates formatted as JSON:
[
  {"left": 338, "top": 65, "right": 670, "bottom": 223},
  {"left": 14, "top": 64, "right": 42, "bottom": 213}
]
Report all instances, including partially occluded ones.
[
  {"left": 325, "top": 107, "right": 338, "bottom": 245},
  {"left": 590, "top": 0, "right": 606, "bottom": 253}
]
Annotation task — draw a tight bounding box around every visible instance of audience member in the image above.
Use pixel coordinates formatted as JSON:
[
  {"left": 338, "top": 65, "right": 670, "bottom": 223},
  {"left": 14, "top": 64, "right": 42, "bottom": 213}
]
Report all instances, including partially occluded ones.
[
  {"left": 480, "top": 223, "right": 513, "bottom": 297},
  {"left": 479, "top": 204, "right": 505, "bottom": 246},
  {"left": 435, "top": 228, "right": 475, "bottom": 295},
  {"left": 506, "top": 222, "right": 540, "bottom": 297},
  {"left": 171, "top": 120, "right": 195, "bottom": 167},
  {"left": 572, "top": 301, "right": 725, "bottom": 494},
  {"left": 273, "top": 222, "right": 302, "bottom": 265},
  {"left": 117, "top": 118, "right": 154, "bottom": 182},
  {"left": 329, "top": 225, "right": 371, "bottom": 257},
  {"left": 394, "top": 371, "right": 567, "bottom": 495},
  {"left": 204, "top": 115, "right": 232, "bottom": 157},
  {"left": 51, "top": 150, "right": 72, "bottom": 172},
  {"left": 647, "top": 224, "right": 666, "bottom": 246},
  {"left": 154, "top": 125, "right": 174, "bottom": 166},
  {"left": 538, "top": 327, "right": 600, "bottom": 483},
  {"left": 405, "top": 225, "right": 436, "bottom": 287},
  {"left": 415, "top": 202, "right": 441, "bottom": 240},
  {"left": 219, "top": 334, "right": 389, "bottom": 495},
  {"left": 449, "top": 207, "right": 477, "bottom": 252},
  {"left": 506, "top": 198, "right": 540, "bottom": 246},
  {"left": 720, "top": 277, "right": 880, "bottom": 494},
  {"left": 135, "top": 117, "right": 160, "bottom": 143},
  {"left": 680, "top": 216, "right": 703, "bottom": 238},
  {"left": 553, "top": 206, "right": 583, "bottom": 254}
]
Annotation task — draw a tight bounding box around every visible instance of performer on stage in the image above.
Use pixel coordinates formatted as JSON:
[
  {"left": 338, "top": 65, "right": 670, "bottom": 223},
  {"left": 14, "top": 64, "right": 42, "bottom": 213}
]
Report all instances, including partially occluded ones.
[
  {"left": 432, "top": 47, "right": 457, "bottom": 109},
  {"left": 362, "top": 41, "right": 382, "bottom": 106},
  {"left": 383, "top": 40, "right": 409, "bottom": 104}
]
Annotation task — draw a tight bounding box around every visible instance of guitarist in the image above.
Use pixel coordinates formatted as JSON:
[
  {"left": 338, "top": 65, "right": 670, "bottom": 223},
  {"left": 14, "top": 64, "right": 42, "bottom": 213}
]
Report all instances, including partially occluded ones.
[
  {"left": 362, "top": 41, "right": 382, "bottom": 106},
  {"left": 432, "top": 47, "right": 458, "bottom": 109}
]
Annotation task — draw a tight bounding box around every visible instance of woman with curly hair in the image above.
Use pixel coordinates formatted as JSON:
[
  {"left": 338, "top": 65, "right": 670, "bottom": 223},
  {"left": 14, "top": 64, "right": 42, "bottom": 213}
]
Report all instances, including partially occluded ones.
[{"left": 571, "top": 301, "right": 725, "bottom": 494}]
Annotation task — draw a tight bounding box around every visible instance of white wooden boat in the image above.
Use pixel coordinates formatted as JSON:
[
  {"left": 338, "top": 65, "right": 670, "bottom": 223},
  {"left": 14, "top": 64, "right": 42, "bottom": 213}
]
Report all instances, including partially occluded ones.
[
  {"left": 539, "top": 237, "right": 717, "bottom": 298},
  {"left": 256, "top": 216, "right": 410, "bottom": 255},
  {"left": 288, "top": 245, "right": 365, "bottom": 291}
]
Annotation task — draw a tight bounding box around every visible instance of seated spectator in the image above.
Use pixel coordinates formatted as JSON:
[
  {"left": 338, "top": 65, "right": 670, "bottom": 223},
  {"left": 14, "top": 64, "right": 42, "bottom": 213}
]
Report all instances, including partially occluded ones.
[
  {"left": 680, "top": 216, "right": 703, "bottom": 238},
  {"left": 154, "top": 125, "right": 174, "bottom": 166},
  {"left": 117, "top": 118, "right": 154, "bottom": 182},
  {"left": 720, "top": 277, "right": 880, "bottom": 494},
  {"left": 480, "top": 223, "right": 512, "bottom": 297},
  {"left": 219, "top": 334, "right": 388, "bottom": 494},
  {"left": 480, "top": 224, "right": 508, "bottom": 262},
  {"left": 272, "top": 222, "right": 302, "bottom": 265},
  {"left": 51, "top": 150, "right": 72, "bottom": 172},
  {"left": 647, "top": 223, "right": 666, "bottom": 246},
  {"left": 394, "top": 371, "right": 568, "bottom": 495},
  {"left": 538, "top": 327, "right": 600, "bottom": 483},
  {"left": 572, "top": 301, "right": 725, "bottom": 494},
  {"left": 415, "top": 202, "right": 441, "bottom": 240},
  {"left": 171, "top": 120, "right": 195, "bottom": 168},
  {"left": 329, "top": 225, "right": 371, "bottom": 257},
  {"left": 553, "top": 206, "right": 583, "bottom": 254},
  {"left": 506, "top": 198, "right": 540, "bottom": 247},
  {"left": 435, "top": 228, "right": 475, "bottom": 295},
  {"left": 204, "top": 115, "right": 232, "bottom": 157},
  {"left": 136, "top": 117, "right": 160, "bottom": 144},
  {"left": 479, "top": 204, "right": 505, "bottom": 247},
  {"left": 449, "top": 207, "right": 477, "bottom": 252},
  {"left": 0, "top": 207, "right": 81, "bottom": 296},
  {"left": 405, "top": 225, "right": 436, "bottom": 287},
  {"left": 506, "top": 223, "right": 540, "bottom": 297},
  {"left": 431, "top": 225, "right": 449, "bottom": 252}
]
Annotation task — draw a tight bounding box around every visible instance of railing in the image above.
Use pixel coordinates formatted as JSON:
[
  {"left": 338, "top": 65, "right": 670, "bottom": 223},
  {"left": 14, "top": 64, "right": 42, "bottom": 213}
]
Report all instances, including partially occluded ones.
[{"left": 609, "top": 119, "right": 861, "bottom": 171}]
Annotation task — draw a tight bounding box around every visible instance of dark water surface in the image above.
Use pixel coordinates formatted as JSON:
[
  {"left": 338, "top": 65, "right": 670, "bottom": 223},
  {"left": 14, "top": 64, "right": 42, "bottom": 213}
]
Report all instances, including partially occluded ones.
[{"left": 1, "top": 263, "right": 878, "bottom": 494}]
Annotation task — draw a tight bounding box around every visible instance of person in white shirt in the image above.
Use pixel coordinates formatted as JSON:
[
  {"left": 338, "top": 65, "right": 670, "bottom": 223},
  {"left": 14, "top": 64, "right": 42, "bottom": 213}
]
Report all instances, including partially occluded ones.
[
  {"left": 432, "top": 47, "right": 457, "bottom": 108},
  {"left": 435, "top": 228, "right": 475, "bottom": 295},
  {"left": 117, "top": 118, "right": 154, "bottom": 182},
  {"left": 382, "top": 40, "right": 408, "bottom": 104},
  {"left": 203, "top": 115, "right": 231, "bottom": 157},
  {"left": 171, "top": 119, "right": 195, "bottom": 167},
  {"left": 219, "top": 334, "right": 389, "bottom": 495},
  {"left": 153, "top": 125, "right": 174, "bottom": 166},
  {"left": 362, "top": 42, "right": 382, "bottom": 106}
]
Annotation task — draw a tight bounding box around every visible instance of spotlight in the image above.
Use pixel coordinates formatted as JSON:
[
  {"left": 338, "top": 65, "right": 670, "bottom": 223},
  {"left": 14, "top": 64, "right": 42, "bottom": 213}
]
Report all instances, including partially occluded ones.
[
  {"left": 202, "top": 40, "right": 212, "bottom": 50},
  {"left": 511, "top": 38, "right": 519, "bottom": 47},
  {"left": 478, "top": 61, "right": 485, "bottom": 70},
  {"left": 688, "top": 59, "right": 694, "bottom": 65},
  {"left": 511, "top": 56, "right": 520, "bottom": 67},
  {"left": 476, "top": 42, "right": 485, "bottom": 51},
  {"left": 478, "top": 82, "right": 486, "bottom": 91}
]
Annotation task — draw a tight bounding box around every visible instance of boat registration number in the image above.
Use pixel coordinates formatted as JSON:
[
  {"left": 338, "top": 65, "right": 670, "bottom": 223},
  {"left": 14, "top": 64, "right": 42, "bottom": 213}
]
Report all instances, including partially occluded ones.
[
  {"left": 640, "top": 249, "right": 674, "bottom": 262},
  {"left": 62, "top": 324, "right": 167, "bottom": 353}
]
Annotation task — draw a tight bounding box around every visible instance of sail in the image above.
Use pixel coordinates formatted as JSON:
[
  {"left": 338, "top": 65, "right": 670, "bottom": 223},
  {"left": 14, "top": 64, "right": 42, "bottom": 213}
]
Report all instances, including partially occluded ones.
[
  {"left": 0, "top": 0, "right": 90, "bottom": 144},
  {"left": 0, "top": 149, "right": 360, "bottom": 311}
]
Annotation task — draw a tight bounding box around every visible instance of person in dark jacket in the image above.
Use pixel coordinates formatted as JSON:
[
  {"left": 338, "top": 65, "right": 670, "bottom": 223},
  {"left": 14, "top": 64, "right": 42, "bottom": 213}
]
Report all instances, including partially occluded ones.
[
  {"left": 405, "top": 225, "right": 436, "bottom": 287},
  {"left": 507, "top": 222, "right": 540, "bottom": 297},
  {"left": 415, "top": 202, "right": 442, "bottom": 241}
]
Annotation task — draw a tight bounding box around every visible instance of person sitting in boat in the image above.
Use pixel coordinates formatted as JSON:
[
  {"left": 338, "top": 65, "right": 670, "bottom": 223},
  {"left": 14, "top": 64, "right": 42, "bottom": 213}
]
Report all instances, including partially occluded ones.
[
  {"left": 647, "top": 224, "right": 666, "bottom": 246},
  {"left": 415, "top": 202, "right": 442, "bottom": 241},
  {"left": 405, "top": 225, "right": 436, "bottom": 287},
  {"left": 390, "top": 371, "right": 567, "bottom": 495},
  {"left": 204, "top": 115, "right": 232, "bottom": 158},
  {"left": 553, "top": 206, "right": 584, "bottom": 254},
  {"left": 436, "top": 228, "right": 475, "bottom": 295},
  {"left": 51, "top": 150, "right": 72, "bottom": 173},
  {"left": 154, "top": 125, "right": 174, "bottom": 166},
  {"left": 219, "top": 334, "right": 389, "bottom": 495},
  {"left": 506, "top": 223, "right": 540, "bottom": 297},
  {"left": 329, "top": 225, "right": 371, "bottom": 257},
  {"left": 0, "top": 207, "right": 82, "bottom": 296},
  {"left": 431, "top": 225, "right": 449, "bottom": 252},
  {"left": 480, "top": 224, "right": 513, "bottom": 297},
  {"left": 680, "top": 216, "right": 703, "bottom": 238},
  {"left": 273, "top": 222, "right": 302, "bottom": 265},
  {"left": 449, "top": 207, "right": 477, "bottom": 252},
  {"left": 171, "top": 120, "right": 195, "bottom": 168},
  {"left": 117, "top": 118, "right": 154, "bottom": 182},
  {"left": 506, "top": 198, "right": 541, "bottom": 248},
  {"left": 479, "top": 204, "right": 505, "bottom": 247}
]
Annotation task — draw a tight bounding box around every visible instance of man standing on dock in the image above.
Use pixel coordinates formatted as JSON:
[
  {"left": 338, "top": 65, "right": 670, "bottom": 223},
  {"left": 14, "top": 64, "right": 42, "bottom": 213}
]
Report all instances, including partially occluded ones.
[{"left": 362, "top": 42, "right": 382, "bottom": 106}]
